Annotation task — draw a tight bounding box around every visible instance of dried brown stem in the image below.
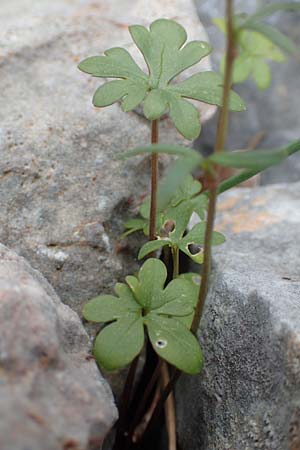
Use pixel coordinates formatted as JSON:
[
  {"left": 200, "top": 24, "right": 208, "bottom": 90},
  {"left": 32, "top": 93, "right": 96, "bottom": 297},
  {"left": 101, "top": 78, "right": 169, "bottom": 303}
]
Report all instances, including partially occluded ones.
[
  {"left": 113, "top": 355, "right": 140, "bottom": 450},
  {"left": 161, "top": 362, "right": 177, "bottom": 450},
  {"left": 126, "top": 360, "right": 162, "bottom": 446},
  {"left": 132, "top": 384, "right": 161, "bottom": 443}
]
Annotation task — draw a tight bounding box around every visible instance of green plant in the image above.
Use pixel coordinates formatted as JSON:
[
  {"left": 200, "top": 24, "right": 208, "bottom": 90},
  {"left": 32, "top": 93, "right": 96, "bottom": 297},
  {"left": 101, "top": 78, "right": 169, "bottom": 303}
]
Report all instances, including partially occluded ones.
[
  {"left": 214, "top": 2, "right": 300, "bottom": 89},
  {"left": 78, "top": 19, "right": 244, "bottom": 139},
  {"left": 83, "top": 258, "right": 202, "bottom": 374},
  {"left": 78, "top": 18, "right": 243, "bottom": 377},
  {"left": 78, "top": 5, "right": 300, "bottom": 450}
]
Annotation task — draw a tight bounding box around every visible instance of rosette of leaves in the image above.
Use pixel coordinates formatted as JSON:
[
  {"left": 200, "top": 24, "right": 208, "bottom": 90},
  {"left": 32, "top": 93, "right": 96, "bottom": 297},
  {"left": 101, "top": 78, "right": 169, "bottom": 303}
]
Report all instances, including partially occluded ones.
[
  {"left": 124, "top": 175, "right": 225, "bottom": 263},
  {"left": 214, "top": 3, "right": 300, "bottom": 90},
  {"left": 78, "top": 18, "right": 245, "bottom": 140},
  {"left": 83, "top": 259, "right": 203, "bottom": 374},
  {"left": 123, "top": 174, "right": 207, "bottom": 238}
]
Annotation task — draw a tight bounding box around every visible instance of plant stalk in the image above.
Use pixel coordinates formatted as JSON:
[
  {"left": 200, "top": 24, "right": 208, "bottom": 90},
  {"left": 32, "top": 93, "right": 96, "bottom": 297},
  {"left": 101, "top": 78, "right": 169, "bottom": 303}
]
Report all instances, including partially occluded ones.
[
  {"left": 135, "top": 3, "right": 237, "bottom": 442},
  {"left": 149, "top": 120, "right": 159, "bottom": 241},
  {"left": 161, "top": 362, "right": 177, "bottom": 450},
  {"left": 126, "top": 359, "right": 162, "bottom": 446},
  {"left": 113, "top": 354, "right": 140, "bottom": 450},
  {"left": 172, "top": 247, "right": 179, "bottom": 279},
  {"left": 191, "top": 0, "right": 235, "bottom": 335}
]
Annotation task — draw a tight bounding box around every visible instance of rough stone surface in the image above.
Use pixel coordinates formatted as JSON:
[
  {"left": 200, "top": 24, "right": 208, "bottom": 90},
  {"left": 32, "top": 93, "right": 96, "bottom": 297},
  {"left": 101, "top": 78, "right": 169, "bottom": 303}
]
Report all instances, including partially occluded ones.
[
  {"left": 0, "top": 0, "right": 214, "bottom": 314},
  {"left": 177, "top": 182, "right": 300, "bottom": 450},
  {"left": 195, "top": 0, "right": 300, "bottom": 183},
  {"left": 0, "top": 243, "right": 117, "bottom": 450}
]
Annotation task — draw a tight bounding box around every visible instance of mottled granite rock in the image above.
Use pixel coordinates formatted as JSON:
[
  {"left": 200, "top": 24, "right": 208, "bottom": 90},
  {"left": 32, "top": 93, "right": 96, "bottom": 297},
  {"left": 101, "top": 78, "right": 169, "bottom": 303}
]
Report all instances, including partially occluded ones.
[
  {"left": 177, "top": 182, "right": 300, "bottom": 450},
  {"left": 0, "top": 244, "right": 117, "bottom": 450},
  {"left": 0, "top": 0, "right": 214, "bottom": 314}
]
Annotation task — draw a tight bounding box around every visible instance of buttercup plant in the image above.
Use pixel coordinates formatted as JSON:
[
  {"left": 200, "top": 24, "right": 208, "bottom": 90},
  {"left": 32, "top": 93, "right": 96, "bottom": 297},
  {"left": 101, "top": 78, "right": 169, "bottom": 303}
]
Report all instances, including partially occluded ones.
[
  {"left": 79, "top": 3, "right": 300, "bottom": 449},
  {"left": 78, "top": 17, "right": 244, "bottom": 377}
]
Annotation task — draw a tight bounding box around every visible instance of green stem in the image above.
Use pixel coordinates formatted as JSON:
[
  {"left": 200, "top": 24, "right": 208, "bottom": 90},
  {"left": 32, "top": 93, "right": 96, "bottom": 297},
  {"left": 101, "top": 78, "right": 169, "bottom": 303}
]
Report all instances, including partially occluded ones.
[
  {"left": 149, "top": 120, "right": 159, "bottom": 241},
  {"left": 115, "top": 122, "right": 159, "bottom": 449},
  {"left": 191, "top": 0, "right": 235, "bottom": 334},
  {"left": 216, "top": 139, "right": 300, "bottom": 195}
]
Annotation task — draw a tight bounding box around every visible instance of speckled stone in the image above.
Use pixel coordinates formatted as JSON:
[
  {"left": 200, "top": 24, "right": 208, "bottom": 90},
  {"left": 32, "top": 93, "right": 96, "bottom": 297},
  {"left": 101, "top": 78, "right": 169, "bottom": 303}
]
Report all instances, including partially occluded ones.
[
  {"left": 0, "top": 244, "right": 117, "bottom": 450},
  {"left": 177, "top": 182, "right": 300, "bottom": 450},
  {"left": 0, "top": 0, "right": 214, "bottom": 315}
]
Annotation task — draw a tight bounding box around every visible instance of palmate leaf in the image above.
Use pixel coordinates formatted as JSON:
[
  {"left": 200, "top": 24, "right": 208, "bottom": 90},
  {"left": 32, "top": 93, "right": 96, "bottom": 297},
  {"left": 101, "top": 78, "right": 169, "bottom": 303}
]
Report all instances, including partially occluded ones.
[
  {"left": 83, "top": 258, "right": 202, "bottom": 373},
  {"left": 79, "top": 18, "right": 245, "bottom": 140}
]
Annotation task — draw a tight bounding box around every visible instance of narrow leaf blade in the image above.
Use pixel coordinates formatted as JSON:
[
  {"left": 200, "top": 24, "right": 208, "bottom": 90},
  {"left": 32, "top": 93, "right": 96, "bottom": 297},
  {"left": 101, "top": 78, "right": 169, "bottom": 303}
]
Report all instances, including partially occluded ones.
[
  {"left": 138, "top": 239, "right": 171, "bottom": 260},
  {"left": 83, "top": 295, "right": 132, "bottom": 323},
  {"left": 209, "top": 145, "right": 300, "bottom": 170},
  {"left": 243, "top": 3, "right": 300, "bottom": 24},
  {"left": 120, "top": 143, "right": 202, "bottom": 161}
]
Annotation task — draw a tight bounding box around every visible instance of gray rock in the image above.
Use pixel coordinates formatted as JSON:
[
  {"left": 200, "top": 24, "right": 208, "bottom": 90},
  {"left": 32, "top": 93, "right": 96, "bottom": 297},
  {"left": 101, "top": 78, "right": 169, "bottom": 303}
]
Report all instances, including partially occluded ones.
[
  {"left": 195, "top": 0, "right": 300, "bottom": 183},
  {"left": 177, "top": 182, "right": 300, "bottom": 450},
  {"left": 0, "top": 244, "right": 117, "bottom": 450},
  {"left": 0, "top": 0, "right": 214, "bottom": 315}
]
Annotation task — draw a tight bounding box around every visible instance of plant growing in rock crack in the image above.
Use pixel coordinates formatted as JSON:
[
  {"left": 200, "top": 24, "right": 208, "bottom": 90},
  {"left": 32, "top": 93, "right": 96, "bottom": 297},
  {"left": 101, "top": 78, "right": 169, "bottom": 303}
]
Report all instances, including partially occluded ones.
[
  {"left": 78, "top": 5, "right": 300, "bottom": 450},
  {"left": 78, "top": 17, "right": 243, "bottom": 375}
]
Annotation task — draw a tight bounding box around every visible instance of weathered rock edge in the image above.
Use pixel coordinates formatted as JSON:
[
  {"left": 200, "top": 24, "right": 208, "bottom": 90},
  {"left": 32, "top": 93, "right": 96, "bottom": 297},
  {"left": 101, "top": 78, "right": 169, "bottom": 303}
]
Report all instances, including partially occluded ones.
[
  {"left": 177, "top": 182, "right": 300, "bottom": 450},
  {"left": 0, "top": 243, "right": 118, "bottom": 450}
]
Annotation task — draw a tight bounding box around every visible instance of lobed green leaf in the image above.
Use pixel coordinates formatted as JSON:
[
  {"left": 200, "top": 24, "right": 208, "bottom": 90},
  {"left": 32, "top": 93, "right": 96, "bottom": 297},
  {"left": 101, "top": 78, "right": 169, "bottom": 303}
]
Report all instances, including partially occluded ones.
[
  {"left": 78, "top": 48, "right": 148, "bottom": 81},
  {"left": 168, "top": 72, "right": 246, "bottom": 111},
  {"left": 83, "top": 293, "right": 139, "bottom": 323},
  {"left": 146, "top": 315, "right": 203, "bottom": 374},
  {"left": 93, "top": 313, "right": 144, "bottom": 371}
]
